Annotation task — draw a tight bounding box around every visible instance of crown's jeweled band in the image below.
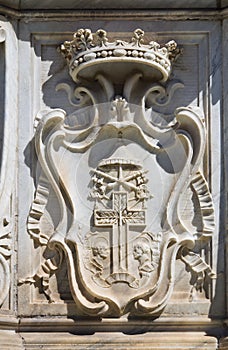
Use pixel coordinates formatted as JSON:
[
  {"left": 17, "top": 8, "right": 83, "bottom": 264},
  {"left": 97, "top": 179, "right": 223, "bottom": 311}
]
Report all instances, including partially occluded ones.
[{"left": 60, "top": 29, "right": 181, "bottom": 83}]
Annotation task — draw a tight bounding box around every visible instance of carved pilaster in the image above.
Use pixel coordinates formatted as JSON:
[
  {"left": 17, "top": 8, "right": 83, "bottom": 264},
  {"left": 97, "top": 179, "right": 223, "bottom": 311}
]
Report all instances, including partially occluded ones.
[{"left": 0, "top": 25, "right": 14, "bottom": 310}]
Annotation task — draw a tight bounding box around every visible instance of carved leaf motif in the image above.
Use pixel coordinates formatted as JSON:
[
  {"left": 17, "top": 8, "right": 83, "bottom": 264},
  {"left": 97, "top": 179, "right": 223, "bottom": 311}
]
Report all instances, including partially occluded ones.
[
  {"left": 73, "top": 28, "right": 93, "bottom": 51},
  {"left": 97, "top": 212, "right": 115, "bottom": 218},
  {"left": 122, "top": 211, "right": 145, "bottom": 224},
  {"left": 95, "top": 29, "right": 108, "bottom": 47},
  {"left": 131, "top": 29, "right": 144, "bottom": 46},
  {"left": 113, "top": 193, "right": 127, "bottom": 212},
  {"left": 95, "top": 211, "right": 118, "bottom": 225},
  {"left": 19, "top": 249, "right": 63, "bottom": 303}
]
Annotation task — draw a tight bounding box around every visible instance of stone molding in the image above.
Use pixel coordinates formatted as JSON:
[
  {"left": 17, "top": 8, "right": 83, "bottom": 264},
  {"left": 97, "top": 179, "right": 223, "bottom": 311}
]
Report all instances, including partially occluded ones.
[
  {"left": 0, "top": 7, "right": 228, "bottom": 20},
  {"left": 14, "top": 332, "right": 218, "bottom": 350},
  {"left": 0, "top": 0, "right": 227, "bottom": 10},
  {"left": 0, "top": 331, "right": 24, "bottom": 350}
]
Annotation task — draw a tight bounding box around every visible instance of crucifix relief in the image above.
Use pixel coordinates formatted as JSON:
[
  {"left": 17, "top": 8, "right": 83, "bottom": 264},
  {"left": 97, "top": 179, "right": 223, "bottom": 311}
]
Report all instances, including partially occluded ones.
[
  {"left": 95, "top": 191, "right": 146, "bottom": 273},
  {"left": 90, "top": 157, "right": 149, "bottom": 285}
]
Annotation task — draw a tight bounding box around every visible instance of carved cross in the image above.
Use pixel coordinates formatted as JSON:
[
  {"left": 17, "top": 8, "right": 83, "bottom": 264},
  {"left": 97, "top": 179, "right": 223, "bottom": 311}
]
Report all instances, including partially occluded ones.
[{"left": 94, "top": 191, "right": 146, "bottom": 274}]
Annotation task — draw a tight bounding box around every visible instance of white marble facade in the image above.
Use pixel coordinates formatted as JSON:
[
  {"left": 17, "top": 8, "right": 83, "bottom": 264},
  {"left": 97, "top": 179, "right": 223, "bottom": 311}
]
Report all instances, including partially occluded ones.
[{"left": 0, "top": 2, "right": 227, "bottom": 349}]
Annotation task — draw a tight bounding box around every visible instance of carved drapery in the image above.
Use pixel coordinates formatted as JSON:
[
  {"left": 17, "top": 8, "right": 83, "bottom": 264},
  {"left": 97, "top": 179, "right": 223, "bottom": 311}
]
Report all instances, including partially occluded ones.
[{"left": 24, "top": 29, "right": 215, "bottom": 318}]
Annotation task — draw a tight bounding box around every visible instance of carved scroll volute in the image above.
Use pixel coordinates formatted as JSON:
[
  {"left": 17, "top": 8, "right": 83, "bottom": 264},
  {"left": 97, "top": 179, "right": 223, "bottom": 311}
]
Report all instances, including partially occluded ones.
[{"left": 25, "top": 29, "right": 215, "bottom": 317}]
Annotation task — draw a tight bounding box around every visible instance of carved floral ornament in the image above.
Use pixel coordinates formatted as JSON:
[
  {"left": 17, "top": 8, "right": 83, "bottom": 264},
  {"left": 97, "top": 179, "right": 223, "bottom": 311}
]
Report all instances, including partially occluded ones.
[{"left": 22, "top": 29, "right": 215, "bottom": 317}]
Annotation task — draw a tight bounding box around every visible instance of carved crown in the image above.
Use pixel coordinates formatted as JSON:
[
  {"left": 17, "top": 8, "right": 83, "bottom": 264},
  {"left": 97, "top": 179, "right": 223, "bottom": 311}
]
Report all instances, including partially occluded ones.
[{"left": 60, "top": 28, "right": 181, "bottom": 83}]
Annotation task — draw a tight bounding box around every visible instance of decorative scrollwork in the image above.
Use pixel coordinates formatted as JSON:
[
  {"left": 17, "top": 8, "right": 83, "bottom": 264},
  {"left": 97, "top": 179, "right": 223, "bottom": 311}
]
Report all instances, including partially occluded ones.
[{"left": 23, "top": 29, "right": 215, "bottom": 318}]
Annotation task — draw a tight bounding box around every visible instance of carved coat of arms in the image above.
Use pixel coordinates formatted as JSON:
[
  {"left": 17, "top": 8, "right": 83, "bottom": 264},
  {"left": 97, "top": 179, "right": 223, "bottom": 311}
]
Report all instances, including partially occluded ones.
[
  {"left": 85, "top": 157, "right": 160, "bottom": 287},
  {"left": 23, "top": 29, "right": 215, "bottom": 317}
]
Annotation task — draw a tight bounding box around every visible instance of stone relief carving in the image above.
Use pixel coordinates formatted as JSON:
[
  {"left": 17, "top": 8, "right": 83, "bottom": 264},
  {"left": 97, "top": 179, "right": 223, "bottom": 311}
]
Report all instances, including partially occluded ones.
[
  {"left": 0, "top": 26, "right": 13, "bottom": 308},
  {"left": 22, "top": 29, "right": 216, "bottom": 317},
  {"left": 86, "top": 158, "right": 152, "bottom": 289}
]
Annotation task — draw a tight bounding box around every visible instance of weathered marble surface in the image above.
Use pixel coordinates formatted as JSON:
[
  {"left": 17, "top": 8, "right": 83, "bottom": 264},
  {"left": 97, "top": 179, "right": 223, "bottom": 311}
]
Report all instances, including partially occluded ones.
[
  {"left": 0, "top": 3, "right": 226, "bottom": 350},
  {"left": 0, "top": 331, "right": 23, "bottom": 350}
]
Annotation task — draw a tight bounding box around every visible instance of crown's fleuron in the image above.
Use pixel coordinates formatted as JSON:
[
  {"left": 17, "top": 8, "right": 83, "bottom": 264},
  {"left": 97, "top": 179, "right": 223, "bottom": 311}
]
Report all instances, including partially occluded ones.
[{"left": 60, "top": 29, "right": 181, "bottom": 83}]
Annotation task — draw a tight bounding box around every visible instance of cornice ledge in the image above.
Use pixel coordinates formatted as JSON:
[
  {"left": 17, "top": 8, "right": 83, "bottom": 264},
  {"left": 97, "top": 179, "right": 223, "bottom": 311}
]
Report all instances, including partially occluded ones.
[
  {"left": 221, "top": 7, "right": 228, "bottom": 18},
  {"left": 0, "top": 5, "right": 227, "bottom": 21},
  {"left": 0, "top": 316, "right": 19, "bottom": 329},
  {"left": 17, "top": 316, "right": 223, "bottom": 332}
]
